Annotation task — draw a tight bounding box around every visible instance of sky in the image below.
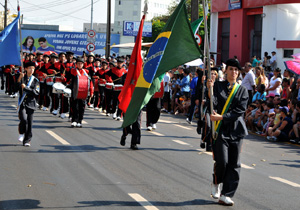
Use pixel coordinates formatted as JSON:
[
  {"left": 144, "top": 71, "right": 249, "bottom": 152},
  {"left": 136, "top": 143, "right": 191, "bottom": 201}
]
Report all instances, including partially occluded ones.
[{"left": 5, "top": 0, "right": 115, "bottom": 32}]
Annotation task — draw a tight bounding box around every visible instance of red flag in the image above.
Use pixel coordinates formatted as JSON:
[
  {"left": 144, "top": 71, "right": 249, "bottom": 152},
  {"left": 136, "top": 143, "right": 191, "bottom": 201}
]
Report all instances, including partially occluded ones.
[{"left": 118, "top": 15, "right": 145, "bottom": 113}]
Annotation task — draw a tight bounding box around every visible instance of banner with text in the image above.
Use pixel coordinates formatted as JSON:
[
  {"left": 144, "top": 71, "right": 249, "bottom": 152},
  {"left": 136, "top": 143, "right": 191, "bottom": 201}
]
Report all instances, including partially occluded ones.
[{"left": 21, "top": 30, "right": 120, "bottom": 56}]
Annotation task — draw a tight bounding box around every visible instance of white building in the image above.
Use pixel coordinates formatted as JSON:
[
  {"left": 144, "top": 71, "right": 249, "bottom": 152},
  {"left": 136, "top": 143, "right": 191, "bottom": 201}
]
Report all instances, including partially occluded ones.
[{"left": 113, "top": 0, "right": 177, "bottom": 55}]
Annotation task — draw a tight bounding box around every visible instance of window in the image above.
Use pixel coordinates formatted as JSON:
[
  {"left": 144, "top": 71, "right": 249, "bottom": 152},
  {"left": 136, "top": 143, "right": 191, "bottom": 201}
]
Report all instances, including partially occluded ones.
[{"left": 283, "top": 49, "right": 294, "bottom": 58}]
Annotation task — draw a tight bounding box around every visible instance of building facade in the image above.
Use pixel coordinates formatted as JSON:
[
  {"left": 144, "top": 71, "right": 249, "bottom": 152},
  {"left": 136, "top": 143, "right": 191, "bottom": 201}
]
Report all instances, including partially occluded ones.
[
  {"left": 113, "top": 0, "right": 176, "bottom": 55},
  {"left": 210, "top": 0, "right": 300, "bottom": 70}
]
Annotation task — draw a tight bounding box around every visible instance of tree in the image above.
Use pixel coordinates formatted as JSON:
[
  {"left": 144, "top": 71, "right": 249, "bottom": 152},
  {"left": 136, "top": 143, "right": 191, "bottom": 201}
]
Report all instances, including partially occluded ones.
[{"left": 143, "top": 0, "right": 210, "bottom": 52}]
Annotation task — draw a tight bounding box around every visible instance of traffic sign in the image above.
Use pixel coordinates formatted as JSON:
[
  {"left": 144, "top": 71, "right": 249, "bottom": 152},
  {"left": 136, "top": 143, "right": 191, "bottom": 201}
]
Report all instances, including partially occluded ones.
[
  {"left": 195, "top": 34, "right": 202, "bottom": 46},
  {"left": 86, "top": 43, "right": 96, "bottom": 52},
  {"left": 88, "top": 30, "right": 96, "bottom": 38}
]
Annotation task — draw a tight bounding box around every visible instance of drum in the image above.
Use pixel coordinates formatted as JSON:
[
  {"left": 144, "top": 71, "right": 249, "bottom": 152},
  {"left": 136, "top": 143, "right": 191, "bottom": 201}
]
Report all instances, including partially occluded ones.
[
  {"left": 54, "top": 76, "right": 63, "bottom": 83},
  {"left": 46, "top": 77, "right": 54, "bottom": 86},
  {"left": 63, "top": 88, "right": 72, "bottom": 98},
  {"left": 52, "top": 83, "right": 66, "bottom": 94},
  {"left": 114, "top": 84, "right": 123, "bottom": 91},
  {"left": 38, "top": 74, "right": 46, "bottom": 83},
  {"left": 73, "top": 76, "right": 89, "bottom": 100},
  {"left": 99, "top": 79, "right": 106, "bottom": 87},
  {"left": 105, "top": 83, "right": 114, "bottom": 90}
]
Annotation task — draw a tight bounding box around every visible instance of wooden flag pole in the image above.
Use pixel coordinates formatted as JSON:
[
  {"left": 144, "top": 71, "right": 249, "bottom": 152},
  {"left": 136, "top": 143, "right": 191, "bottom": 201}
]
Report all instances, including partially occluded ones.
[{"left": 202, "top": 0, "right": 216, "bottom": 140}]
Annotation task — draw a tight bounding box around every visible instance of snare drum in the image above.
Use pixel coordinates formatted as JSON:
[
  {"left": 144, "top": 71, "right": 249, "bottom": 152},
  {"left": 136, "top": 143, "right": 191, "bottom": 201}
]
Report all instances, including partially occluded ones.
[
  {"left": 63, "top": 88, "right": 72, "bottom": 98},
  {"left": 46, "top": 77, "right": 54, "bottom": 86},
  {"left": 38, "top": 75, "right": 46, "bottom": 83},
  {"left": 114, "top": 84, "right": 123, "bottom": 91},
  {"left": 105, "top": 83, "right": 114, "bottom": 90},
  {"left": 52, "top": 83, "right": 66, "bottom": 94},
  {"left": 99, "top": 79, "right": 106, "bottom": 87},
  {"left": 54, "top": 76, "right": 63, "bottom": 83}
]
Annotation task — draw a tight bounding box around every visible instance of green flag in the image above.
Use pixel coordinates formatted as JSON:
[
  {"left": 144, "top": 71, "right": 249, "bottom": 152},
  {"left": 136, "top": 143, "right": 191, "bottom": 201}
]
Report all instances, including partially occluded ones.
[
  {"left": 122, "top": 0, "right": 202, "bottom": 128},
  {"left": 191, "top": 17, "right": 204, "bottom": 35}
]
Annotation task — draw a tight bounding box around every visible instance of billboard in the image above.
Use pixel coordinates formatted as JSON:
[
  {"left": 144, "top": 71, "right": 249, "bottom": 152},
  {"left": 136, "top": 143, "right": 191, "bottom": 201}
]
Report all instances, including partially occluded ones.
[
  {"left": 123, "top": 21, "right": 152, "bottom": 37},
  {"left": 21, "top": 30, "right": 120, "bottom": 56}
]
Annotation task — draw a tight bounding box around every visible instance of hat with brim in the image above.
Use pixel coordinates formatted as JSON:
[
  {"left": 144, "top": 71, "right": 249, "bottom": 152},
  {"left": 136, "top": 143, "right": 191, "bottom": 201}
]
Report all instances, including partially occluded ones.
[
  {"left": 76, "top": 57, "right": 84, "bottom": 63},
  {"left": 225, "top": 58, "right": 241, "bottom": 70},
  {"left": 109, "top": 62, "right": 116, "bottom": 67},
  {"left": 36, "top": 52, "right": 43, "bottom": 56},
  {"left": 24, "top": 61, "right": 36, "bottom": 68},
  {"left": 66, "top": 51, "right": 74, "bottom": 55},
  {"left": 50, "top": 53, "right": 58, "bottom": 58},
  {"left": 279, "top": 106, "right": 289, "bottom": 115}
]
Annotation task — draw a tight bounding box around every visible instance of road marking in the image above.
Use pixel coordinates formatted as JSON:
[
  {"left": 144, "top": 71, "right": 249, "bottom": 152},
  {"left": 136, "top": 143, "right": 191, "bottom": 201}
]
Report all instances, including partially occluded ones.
[
  {"left": 241, "top": 164, "right": 254, "bottom": 169},
  {"left": 269, "top": 176, "right": 300, "bottom": 188},
  {"left": 82, "top": 120, "right": 88, "bottom": 124},
  {"left": 159, "top": 119, "right": 175, "bottom": 124},
  {"left": 128, "top": 193, "right": 159, "bottom": 210},
  {"left": 173, "top": 140, "right": 190, "bottom": 145},
  {"left": 198, "top": 150, "right": 255, "bottom": 169},
  {"left": 150, "top": 131, "right": 165, "bottom": 136},
  {"left": 45, "top": 130, "right": 70, "bottom": 145},
  {"left": 174, "top": 124, "right": 193, "bottom": 130},
  {"left": 11, "top": 105, "right": 17, "bottom": 108}
]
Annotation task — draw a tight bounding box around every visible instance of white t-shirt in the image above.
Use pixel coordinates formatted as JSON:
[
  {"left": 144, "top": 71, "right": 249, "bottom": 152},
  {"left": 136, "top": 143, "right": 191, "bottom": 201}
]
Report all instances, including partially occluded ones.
[
  {"left": 164, "top": 73, "right": 171, "bottom": 92},
  {"left": 242, "top": 70, "right": 256, "bottom": 91},
  {"left": 269, "top": 76, "right": 282, "bottom": 95}
]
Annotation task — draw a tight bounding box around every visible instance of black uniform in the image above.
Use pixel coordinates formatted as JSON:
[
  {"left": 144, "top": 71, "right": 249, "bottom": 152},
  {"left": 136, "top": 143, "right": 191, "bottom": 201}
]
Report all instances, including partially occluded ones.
[
  {"left": 211, "top": 80, "right": 248, "bottom": 198},
  {"left": 16, "top": 75, "right": 40, "bottom": 145},
  {"left": 121, "top": 111, "right": 142, "bottom": 149}
]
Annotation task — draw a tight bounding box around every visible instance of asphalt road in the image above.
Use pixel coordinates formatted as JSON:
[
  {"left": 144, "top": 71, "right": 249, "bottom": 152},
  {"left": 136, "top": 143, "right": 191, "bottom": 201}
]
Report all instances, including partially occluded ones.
[{"left": 0, "top": 90, "right": 299, "bottom": 210}]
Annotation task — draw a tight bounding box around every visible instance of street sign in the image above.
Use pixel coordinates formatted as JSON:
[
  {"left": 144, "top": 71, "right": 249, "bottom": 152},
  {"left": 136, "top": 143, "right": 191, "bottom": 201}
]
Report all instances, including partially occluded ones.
[
  {"left": 86, "top": 43, "right": 96, "bottom": 52},
  {"left": 123, "top": 21, "right": 152, "bottom": 37},
  {"left": 195, "top": 34, "right": 202, "bottom": 46},
  {"left": 87, "top": 36, "right": 96, "bottom": 44},
  {"left": 88, "top": 30, "right": 96, "bottom": 38}
]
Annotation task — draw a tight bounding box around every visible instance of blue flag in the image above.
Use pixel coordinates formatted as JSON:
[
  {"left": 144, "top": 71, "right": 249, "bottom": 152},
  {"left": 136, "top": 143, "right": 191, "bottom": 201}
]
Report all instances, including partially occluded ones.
[{"left": 0, "top": 10, "right": 21, "bottom": 67}]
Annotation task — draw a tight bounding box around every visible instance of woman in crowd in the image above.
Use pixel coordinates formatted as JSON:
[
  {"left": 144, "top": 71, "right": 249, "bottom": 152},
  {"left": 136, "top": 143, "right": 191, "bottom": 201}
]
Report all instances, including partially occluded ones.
[
  {"left": 266, "top": 68, "right": 282, "bottom": 96},
  {"left": 22, "top": 36, "right": 36, "bottom": 54}
]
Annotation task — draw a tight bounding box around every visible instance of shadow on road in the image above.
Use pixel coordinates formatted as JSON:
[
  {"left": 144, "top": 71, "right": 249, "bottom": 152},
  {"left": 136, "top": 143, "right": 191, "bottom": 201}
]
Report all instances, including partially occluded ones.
[
  {"left": 0, "top": 199, "right": 42, "bottom": 209},
  {"left": 75, "top": 199, "right": 216, "bottom": 208}
]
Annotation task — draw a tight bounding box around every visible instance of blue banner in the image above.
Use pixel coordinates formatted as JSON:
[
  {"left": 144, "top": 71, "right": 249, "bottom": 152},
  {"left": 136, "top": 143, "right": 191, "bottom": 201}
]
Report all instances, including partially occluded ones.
[
  {"left": 21, "top": 30, "right": 120, "bottom": 56},
  {"left": 123, "top": 21, "right": 152, "bottom": 37}
]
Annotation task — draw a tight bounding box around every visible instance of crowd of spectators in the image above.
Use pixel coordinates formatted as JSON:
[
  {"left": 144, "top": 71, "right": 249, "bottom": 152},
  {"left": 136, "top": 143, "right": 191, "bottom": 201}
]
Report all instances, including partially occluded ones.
[{"left": 161, "top": 52, "right": 300, "bottom": 144}]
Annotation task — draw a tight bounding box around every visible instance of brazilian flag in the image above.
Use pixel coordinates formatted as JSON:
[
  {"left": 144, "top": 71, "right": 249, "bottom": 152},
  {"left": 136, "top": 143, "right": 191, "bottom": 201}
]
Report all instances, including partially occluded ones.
[{"left": 122, "top": 0, "right": 202, "bottom": 128}]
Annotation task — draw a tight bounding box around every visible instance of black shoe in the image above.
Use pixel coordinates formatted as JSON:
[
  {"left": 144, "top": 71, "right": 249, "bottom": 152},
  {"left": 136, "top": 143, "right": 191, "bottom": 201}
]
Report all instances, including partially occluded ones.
[
  {"left": 1, "top": 86, "right": 3, "bottom": 90},
  {"left": 120, "top": 135, "right": 126, "bottom": 146},
  {"left": 130, "top": 144, "right": 138, "bottom": 150}
]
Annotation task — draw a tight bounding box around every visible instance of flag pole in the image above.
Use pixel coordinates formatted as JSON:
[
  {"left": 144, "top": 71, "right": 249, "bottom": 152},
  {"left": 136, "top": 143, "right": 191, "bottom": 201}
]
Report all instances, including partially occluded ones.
[
  {"left": 202, "top": 0, "right": 216, "bottom": 140},
  {"left": 17, "top": 2, "right": 24, "bottom": 73}
]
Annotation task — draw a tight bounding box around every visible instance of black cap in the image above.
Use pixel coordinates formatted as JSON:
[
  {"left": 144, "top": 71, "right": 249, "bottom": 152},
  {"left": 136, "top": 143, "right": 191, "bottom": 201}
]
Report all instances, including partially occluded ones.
[
  {"left": 50, "top": 53, "right": 58, "bottom": 58},
  {"left": 28, "top": 53, "right": 35, "bottom": 56},
  {"left": 95, "top": 58, "right": 101, "bottom": 62},
  {"left": 116, "top": 57, "right": 124, "bottom": 63},
  {"left": 43, "top": 54, "right": 50, "bottom": 58},
  {"left": 102, "top": 60, "right": 108, "bottom": 65},
  {"left": 66, "top": 51, "right": 74, "bottom": 55},
  {"left": 76, "top": 57, "right": 84, "bottom": 63},
  {"left": 109, "top": 62, "right": 116, "bottom": 67},
  {"left": 225, "top": 58, "right": 241, "bottom": 70},
  {"left": 36, "top": 52, "right": 43, "bottom": 56},
  {"left": 59, "top": 52, "right": 66, "bottom": 56},
  {"left": 88, "top": 52, "right": 95, "bottom": 57},
  {"left": 24, "top": 61, "right": 36, "bottom": 68}
]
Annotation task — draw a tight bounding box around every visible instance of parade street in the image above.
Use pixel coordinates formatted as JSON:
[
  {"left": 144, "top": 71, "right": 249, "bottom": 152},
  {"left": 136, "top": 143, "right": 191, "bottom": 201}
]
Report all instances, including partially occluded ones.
[{"left": 0, "top": 90, "right": 299, "bottom": 210}]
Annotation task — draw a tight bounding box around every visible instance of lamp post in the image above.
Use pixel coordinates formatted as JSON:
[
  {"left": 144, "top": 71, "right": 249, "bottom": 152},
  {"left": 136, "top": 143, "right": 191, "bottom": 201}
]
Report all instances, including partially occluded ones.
[{"left": 105, "top": 0, "right": 111, "bottom": 59}]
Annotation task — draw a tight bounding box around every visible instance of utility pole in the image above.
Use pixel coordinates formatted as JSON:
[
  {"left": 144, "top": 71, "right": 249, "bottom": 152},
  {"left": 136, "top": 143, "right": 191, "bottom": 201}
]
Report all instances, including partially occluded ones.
[
  {"left": 191, "top": 0, "right": 199, "bottom": 22},
  {"left": 4, "top": 0, "right": 7, "bottom": 28},
  {"left": 105, "top": 0, "right": 111, "bottom": 59},
  {"left": 91, "top": 0, "right": 94, "bottom": 30}
]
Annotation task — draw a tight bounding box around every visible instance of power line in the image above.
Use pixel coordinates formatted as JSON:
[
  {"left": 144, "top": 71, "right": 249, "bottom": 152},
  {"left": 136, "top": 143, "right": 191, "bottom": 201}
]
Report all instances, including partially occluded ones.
[
  {"left": 22, "top": 0, "right": 77, "bottom": 12},
  {"left": 8, "top": 0, "right": 17, "bottom": 13},
  {"left": 21, "top": 0, "right": 94, "bottom": 21}
]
